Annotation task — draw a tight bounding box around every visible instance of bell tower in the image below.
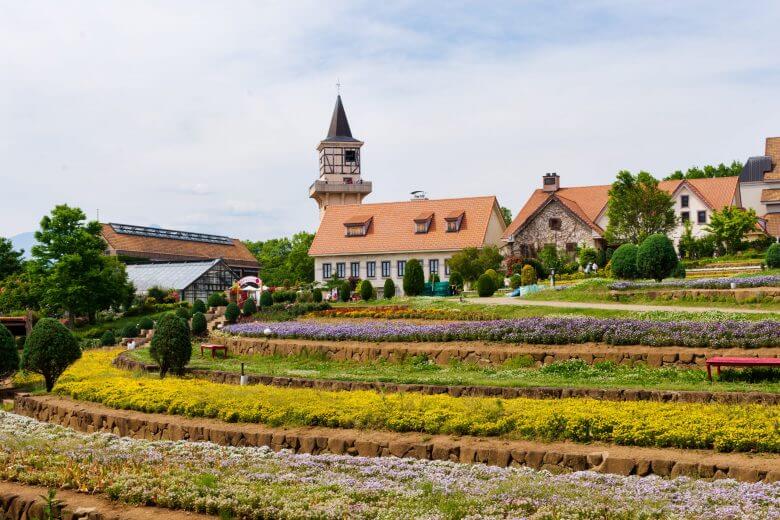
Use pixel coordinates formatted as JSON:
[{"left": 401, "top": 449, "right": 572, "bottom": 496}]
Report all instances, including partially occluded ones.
[{"left": 309, "top": 95, "right": 372, "bottom": 219}]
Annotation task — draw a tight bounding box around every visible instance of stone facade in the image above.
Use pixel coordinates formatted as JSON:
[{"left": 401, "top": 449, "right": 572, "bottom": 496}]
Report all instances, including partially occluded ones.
[{"left": 503, "top": 199, "right": 597, "bottom": 257}]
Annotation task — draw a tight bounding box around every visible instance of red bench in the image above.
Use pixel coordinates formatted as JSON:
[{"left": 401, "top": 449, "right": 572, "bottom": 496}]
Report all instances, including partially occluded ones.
[
  {"left": 200, "top": 343, "right": 228, "bottom": 359},
  {"left": 706, "top": 356, "right": 780, "bottom": 381}
]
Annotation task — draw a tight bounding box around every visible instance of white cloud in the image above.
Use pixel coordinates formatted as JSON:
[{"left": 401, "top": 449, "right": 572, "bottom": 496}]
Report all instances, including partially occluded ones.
[{"left": 1, "top": 1, "right": 779, "bottom": 238}]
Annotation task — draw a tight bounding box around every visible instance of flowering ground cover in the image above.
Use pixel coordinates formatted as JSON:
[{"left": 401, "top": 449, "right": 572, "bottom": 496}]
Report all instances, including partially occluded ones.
[
  {"left": 609, "top": 275, "right": 780, "bottom": 291},
  {"left": 224, "top": 316, "right": 780, "bottom": 348},
  {"left": 55, "top": 350, "right": 780, "bottom": 453},
  {"left": 128, "top": 346, "right": 780, "bottom": 393},
  {"left": 310, "top": 305, "right": 492, "bottom": 320},
  {"left": 2, "top": 412, "right": 778, "bottom": 519}
]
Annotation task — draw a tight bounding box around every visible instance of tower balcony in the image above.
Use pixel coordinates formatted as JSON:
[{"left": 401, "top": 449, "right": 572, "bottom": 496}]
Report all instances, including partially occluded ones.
[{"left": 309, "top": 179, "right": 373, "bottom": 198}]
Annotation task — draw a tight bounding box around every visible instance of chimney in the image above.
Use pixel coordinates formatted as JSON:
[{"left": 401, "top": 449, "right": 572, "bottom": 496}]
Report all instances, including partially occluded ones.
[{"left": 542, "top": 172, "right": 560, "bottom": 192}]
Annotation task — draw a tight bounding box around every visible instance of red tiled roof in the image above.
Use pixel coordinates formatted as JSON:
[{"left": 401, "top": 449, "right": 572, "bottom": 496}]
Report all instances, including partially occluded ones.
[
  {"left": 101, "top": 224, "right": 258, "bottom": 267},
  {"left": 343, "top": 215, "right": 373, "bottom": 226},
  {"left": 309, "top": 196, "right": 503, "bottom": 256},
  {"left": 503, "top": 177, "right": 739, "bottom": 240}
]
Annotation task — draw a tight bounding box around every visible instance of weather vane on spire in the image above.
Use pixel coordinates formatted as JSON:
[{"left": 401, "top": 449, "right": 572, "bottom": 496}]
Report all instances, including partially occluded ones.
[{"left": 336, "top": 78, "right": 341, "bottom": 95}]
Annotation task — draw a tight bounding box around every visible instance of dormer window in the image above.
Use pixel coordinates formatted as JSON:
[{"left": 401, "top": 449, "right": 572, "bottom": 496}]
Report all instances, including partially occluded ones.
[
  {"left": 344, "top": 215, "right": 372, "bottom": 237},
  {"left": 445, "top": 210, "right": 465, "bottom": 232},
  {"left": 414, "top": 212, "right": 434, "bottom": 234},
  {"left": 344, "top": 149, "right": 357, "bottom": 163}
]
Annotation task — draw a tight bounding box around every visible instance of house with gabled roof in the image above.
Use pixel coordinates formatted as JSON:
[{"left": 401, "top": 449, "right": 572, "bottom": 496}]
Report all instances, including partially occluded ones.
[
  {"left": 739, "top": 137, "right": 780, "bottom": 239},
  {"left": 502, "top": 172, "right": 741, "bottom": 257},
  {"left": 308, "top": 95, "right": 506, "bottom": 294}
]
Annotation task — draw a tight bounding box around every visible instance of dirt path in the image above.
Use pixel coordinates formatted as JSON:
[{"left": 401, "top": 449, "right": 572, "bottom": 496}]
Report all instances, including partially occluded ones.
[
  {"left": 0, "top": 480, "right": 213, "bottom": 519},
  {"left": 16, "top": 395, "right": 780, "bottom": 482},
  {"left": 475, "top": 297, "right": 780, "bottom": 315}
]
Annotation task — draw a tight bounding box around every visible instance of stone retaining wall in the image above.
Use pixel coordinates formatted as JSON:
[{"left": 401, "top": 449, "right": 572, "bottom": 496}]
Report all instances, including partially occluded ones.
[
  {"left": 0, "top": 490, "right": 110, "bottom": 520},
  {"left": 14, "top": 395, "right": 780, "bottom": 484},
  {"left": 215, "top": 335, "right": 779, "bottom": 368},
  {"left": 114, "top": 352, "right": 780, "bottom": 405}
]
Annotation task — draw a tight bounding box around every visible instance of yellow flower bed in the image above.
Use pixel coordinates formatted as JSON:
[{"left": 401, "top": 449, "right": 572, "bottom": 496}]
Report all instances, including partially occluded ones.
[{"left": 55, "top": 350, "right": 780, "bottom": 453}]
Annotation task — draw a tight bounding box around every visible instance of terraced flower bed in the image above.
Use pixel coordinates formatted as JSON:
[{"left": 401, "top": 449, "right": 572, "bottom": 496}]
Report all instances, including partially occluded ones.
[
  {"left": 309, "top": 306, "right": 492, "bottom": 321},
  {"left": 224, "top": 317, "right": 780, "bottom": 348},
  {"left": 55, "top": 350, "right": 780, "bottom": 453},
  {"left": 609, "top": 275, "right": 780, "bottom": 291},
  {"left": 3, "top": 412, "right": 778, "bottom": 519}
]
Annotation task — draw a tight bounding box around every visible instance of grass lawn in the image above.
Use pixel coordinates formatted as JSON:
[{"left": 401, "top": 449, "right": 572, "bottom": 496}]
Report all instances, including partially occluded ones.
[{"left": 128, "top": 345, "right": 780, "bottom": 394}]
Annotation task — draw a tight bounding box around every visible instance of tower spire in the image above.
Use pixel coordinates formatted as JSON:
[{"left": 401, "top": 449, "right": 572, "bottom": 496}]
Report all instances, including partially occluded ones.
[{"left": 326, "top": 95, "right": 355, "bottom": 141}]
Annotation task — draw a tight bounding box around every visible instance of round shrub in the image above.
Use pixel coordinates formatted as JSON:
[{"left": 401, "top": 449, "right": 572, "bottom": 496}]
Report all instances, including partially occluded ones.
[
  {"left": 767, "top": 243, "right": 780, "bottom": 269},
  {"left": 312, "top": 288, "right": 323, "bottom": 303},
  {"left": 520, "top": 264, "right": 537, "bottom": 286},
  {"left": 509, "top": 274, "right": 522, "bottom": 289},
  {"left": 512, "top": 258, "right": 547, "bottom": 279},
  {"left": 0, "top": 324, "right": 19, "bottom": 378},
  {"left": 120, "top": 324, "right": 139, "bottom": 339},
  {"left": 383, "top": 278, "right": 395, "bottom": 299},
  {"left": 476, "top": 273, "right": 496, "bottom": 297},
  {"left": 359, "top": 280, "right": 374, "bottom": 301},
  {"left": 637, "top": 234, "right": 678, "bottom": 282},
  {"left": 449, "top": 271, "right": 464, "bottom": 290},
  {"left": 484, "top": 269, "right": 503, "bottom": 289},
  {"left": 149, "top": 313, "right": 191, "bottom": 377},
  {"left": 175, "top": 306, "right": 191, "bottom": 321},
  {"left": 192, "top": 299, "right": 207, "bottom": 314},
  {"left": 191, "top": 312, "right": 207, "bottom": 336},
  {"left": 260, "top": 290, "right": 273, "bottom": 308},
  {"left": 610, "top": 244, "right": 639, "bottom": 280},
  {"left": 224, "top": 303, "right": 240, "bottom": 324},
  {"left": 137, "top": 317, "right": 154, "bottom": 331},
  {"left": 339, "top": 281, "right": 351, "bottom": 302},
  {"left": 21, "top": 318, "right": 81, "bottom": 391},
  {"left": 99, "top": 330, "right": 116, "bottom": 347},
  {"left": 242, "top": 298, "right": 257, "bottom": 316},
  {"left": 403, "top": 259, "right": 425, "bottom": 296},
  {"left": 207, "top": 292, "right": 228, "bottom": 308}
]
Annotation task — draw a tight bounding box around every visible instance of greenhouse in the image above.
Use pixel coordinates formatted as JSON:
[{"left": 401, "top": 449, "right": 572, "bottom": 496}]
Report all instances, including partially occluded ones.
[{"left": 125, "top": 259, "right": 237, "bottom": 303}]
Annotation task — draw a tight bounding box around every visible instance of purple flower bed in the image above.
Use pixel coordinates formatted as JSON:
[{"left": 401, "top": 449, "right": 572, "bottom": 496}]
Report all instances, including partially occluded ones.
[
  {"left": 609, "top": 275, "right": 780, "bottom": 291},
  {"left": 224, "top": 317, "right": 780, "bottom": 348}
]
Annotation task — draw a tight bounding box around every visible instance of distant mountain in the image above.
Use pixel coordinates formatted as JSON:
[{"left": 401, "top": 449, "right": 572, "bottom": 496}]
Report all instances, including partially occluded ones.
[{"left": 8, "top": 232, "right": 36, "bottom": 259}]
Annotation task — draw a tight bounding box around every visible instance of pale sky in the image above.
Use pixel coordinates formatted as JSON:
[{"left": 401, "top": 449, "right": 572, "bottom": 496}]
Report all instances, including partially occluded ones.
[{"left": 2, "top": 1, "right": 779, "bottom": 241}]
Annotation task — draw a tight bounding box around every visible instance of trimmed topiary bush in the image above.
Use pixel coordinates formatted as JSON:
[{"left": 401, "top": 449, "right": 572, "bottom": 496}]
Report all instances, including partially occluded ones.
[
  {"left": 484, "top": 269, "right": 504, "bottom": 289},
  {"left": 207, "top": 292, "right": 228, "bottom": 308},
  {"left": 403, "top": 259, "right": 425, "bottom": 296},
  {"left": 21, "top": 318, "right": 81, "bottom": 391},
  {"left": 192, "top": 299, "right": 207, "bottom": 314},
  {"left": 120, "top": 324, "right": 139, "bottom": 339},
  {"left": 0, "top": 324, "right": 19, "bottom": 378},
  {"left": 99, "top": 330, "right": 116, "bottom": 347},
  {"left": 225, "top": 303, "right": 240, "bottom": 324},
  {"left": 449, "top": 271, "right": 464, "bottom": 290},
  {"left": 383, "top": 278, "right": 396, "bottom": 299},
  {"left": 509, "top": 274, "right": 522, "bottom": 289},
  {"left": 767, "top": 243, "right": 780, "bottom": 269},
  {"left": 191, "top": 312, "right": 207, "bottom": 336},
  {"left": 137, "top": 317, "right": 154, "bottom": 331},
  {"left": 242, "top": 298, "right": 257, "bottom": 316},
  {"left": 312, "top": 288, "right": 323, "bottom": 303},
  {"left": 637, "top": 234, "right": 678, "bottom": 282},
  {"left": 260, "top": 290, "right": 273, "bottom": 308},
  {"left": 339, "top": 281, "right": 351, "bottom": 302},
  {"left": 610, "top": 244, "right": 639, "bottom": 280},
  {"left": 520, "top": 264, "right": 537, "bottom": 286},
  {"left": 476, "top": 273, "right": 496, "bottom": 297},
  {"left": 149, "top": 313, "right": 191, "bottom": 377},
  {"left": 359, "top": 280, "right": 374, "bottom": 301}
]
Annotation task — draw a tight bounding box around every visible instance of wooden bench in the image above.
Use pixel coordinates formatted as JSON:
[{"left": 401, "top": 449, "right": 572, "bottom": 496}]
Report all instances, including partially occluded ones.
[
  {"left": 706, "top": 356, "right": 780, "bottom": 381},
  {"left": 200, "top": 343, "right": 228, "bottom": 359}
]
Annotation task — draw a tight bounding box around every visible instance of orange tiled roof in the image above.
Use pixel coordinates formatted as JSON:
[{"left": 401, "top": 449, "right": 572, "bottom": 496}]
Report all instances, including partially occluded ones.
[
  {"left": 309, "top": 196, "right": 503, "bottom": 256},
  {"left": 764, "top": 214, "right": 780, "bottom": 238},
  {"left": 503, "top": 177, "right": 739, "bottom": 240},
  {"left": 101, "top": 224, "right": 258, "bottom": 267},
  {"left": 761, "top": 189, "right": 780, "bottom": 203}
]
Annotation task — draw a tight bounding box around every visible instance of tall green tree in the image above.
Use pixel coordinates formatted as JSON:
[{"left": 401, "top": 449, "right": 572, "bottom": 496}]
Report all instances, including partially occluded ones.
[
  {"left": 287, "top": 232, "right": 315, "bottom": 283},
  {"left": 705, "top": 207, "right": 758, "bottom": 254},
  {"left": 0, "top": 238, "right": 24, "bottom": 281},
  {"left": 605, "top": 171, "right": 676, "bottom": 244},
  {"left": 500, "top": 207, "right": 513, "bottom": 227},
  {"left": 664, "top": 161, "right": 743, "bottom": 180},
  {"left": 244, "top": 232, "right": 315, "bottom": 286},
  {"left": 31, "top": 205, "right": 132, "bottom": 326},
  {"left": 446, "top": 246, "right": 503, "bottom": 284}
]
